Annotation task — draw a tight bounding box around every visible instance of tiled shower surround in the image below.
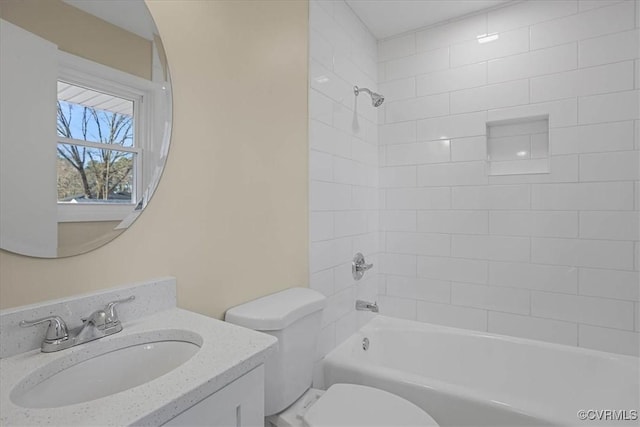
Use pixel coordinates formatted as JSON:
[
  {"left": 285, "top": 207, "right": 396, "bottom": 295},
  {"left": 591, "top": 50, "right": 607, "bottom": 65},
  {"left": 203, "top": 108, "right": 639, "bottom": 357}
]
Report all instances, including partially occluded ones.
[
  {"left": 308, "top": 0, "right": 380, "bottom": 365},
  {"left": 310, "top": 0, "right": 640, "bottom": 357}
]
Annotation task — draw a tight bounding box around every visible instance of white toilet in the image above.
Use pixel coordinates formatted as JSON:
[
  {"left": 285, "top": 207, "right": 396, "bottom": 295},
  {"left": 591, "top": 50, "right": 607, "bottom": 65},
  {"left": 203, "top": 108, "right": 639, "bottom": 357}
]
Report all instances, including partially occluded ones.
[{"left": 225, "top": 288, "right": 439, "bottom": 427}]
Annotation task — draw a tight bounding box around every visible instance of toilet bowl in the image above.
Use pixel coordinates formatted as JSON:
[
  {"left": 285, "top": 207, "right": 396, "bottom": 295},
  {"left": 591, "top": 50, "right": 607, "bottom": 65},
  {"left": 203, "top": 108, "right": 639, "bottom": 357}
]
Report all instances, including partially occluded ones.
[
  {"left": 268, "top": 384, "right": 439, "bottom": 427},
  {"left": 225, "top": 288, "right": 439, "bottom": 427}
]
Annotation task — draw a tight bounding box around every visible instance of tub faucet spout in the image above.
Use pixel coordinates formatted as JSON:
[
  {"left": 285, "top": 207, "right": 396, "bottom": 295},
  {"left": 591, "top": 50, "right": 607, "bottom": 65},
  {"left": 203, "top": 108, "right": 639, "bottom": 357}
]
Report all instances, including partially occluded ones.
[{"left": 356, "top": 300, "right": 379, "bottom": 313}]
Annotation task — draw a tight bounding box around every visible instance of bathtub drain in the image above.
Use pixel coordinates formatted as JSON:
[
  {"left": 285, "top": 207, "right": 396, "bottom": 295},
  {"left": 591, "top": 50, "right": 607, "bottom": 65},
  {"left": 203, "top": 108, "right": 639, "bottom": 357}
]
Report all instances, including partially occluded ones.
[{"left": 362, "top": 337, "right": 369, "bottom": 351}]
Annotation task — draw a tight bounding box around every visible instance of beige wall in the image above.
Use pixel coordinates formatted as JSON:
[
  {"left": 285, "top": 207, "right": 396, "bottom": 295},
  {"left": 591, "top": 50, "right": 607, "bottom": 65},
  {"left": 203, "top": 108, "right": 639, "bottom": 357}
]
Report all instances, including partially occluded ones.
[
  {"left": 0, "top": 0, "right": 152, "bottom": 80},
  {"left": 0, "top": 0, "right": 310, "bottom": 318}
]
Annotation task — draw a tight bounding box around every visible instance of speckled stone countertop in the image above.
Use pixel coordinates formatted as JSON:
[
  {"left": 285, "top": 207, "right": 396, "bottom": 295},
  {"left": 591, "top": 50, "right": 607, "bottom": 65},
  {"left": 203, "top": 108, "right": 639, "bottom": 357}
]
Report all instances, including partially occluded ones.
[{"left": 0, "top": 308, "right": 277, "bottom": 426}]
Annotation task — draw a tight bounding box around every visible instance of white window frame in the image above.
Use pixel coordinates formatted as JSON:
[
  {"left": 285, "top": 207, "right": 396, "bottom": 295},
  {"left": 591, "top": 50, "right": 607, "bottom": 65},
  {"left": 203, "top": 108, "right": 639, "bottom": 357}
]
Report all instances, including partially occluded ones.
[{"left": 56, "top": 51, "right": 155, "bottom": 223}]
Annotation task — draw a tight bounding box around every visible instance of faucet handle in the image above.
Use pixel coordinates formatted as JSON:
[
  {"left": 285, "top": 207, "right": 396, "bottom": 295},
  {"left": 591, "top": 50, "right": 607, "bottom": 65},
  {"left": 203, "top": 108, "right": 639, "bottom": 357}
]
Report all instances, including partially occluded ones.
[
  {"left": 19, "top": 316, "right": 69, "bottom": 342},
  {"left": 352, "top": 253, "right": 374, "bottom": 280},
  {"left": 82, "top": 310, "right": 108, "bottom": 328},
  {"left": 103, "top": 296, "right": 135, "bottom": 324}
]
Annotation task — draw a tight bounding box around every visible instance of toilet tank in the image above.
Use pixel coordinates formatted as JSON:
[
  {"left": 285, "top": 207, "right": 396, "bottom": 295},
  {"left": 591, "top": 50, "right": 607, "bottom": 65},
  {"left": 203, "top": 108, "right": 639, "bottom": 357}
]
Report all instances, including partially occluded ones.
[{"left": 225, "top": 288, "right": 326, "bottom": 416}]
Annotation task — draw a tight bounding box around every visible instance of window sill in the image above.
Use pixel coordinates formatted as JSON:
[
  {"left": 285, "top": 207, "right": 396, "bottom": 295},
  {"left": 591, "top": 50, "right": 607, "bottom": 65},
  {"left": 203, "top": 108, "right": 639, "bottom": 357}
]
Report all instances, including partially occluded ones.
[{"left": 57, "top": 203, "right": 135, "bottom": 223}]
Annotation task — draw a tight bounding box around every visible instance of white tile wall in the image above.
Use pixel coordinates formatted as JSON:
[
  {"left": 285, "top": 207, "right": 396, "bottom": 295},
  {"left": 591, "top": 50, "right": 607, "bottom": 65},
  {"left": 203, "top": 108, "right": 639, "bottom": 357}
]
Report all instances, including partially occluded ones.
[
  {"left": 488, "top": 43, "right": 577, "bottom": 84},
  {"left": 418, "top": 161, "right": 488, "bottom": 187},
  {"left": 486, "top": 98, "right": 578, "bottom": 128},
  {"left": 415, "top": 13, "right": 486, "bottom": 53},
  {"left": 386, "top": 187, "right": 450, "bottom": 209},
  {"left": 488, "top": 312, "right": 578, "bottom": 345},
  {"left": 489, "top": 261, "right": 578, "bottom": 294},
  {"left": 579, "top": 268, "right": 640, "bottom": 301},
  {"left": 550, "top": 121, "right": 635, "bottom": 155},
  {"left": 417, "top": 111, "right": 487, "bottom": 141},
  {"left": 450, "top": 79, "right": 530, "bottom": 114},
  {"left": 450, "top": 27, "right": 530, "bottom": 68},
  {"left": 417, "top": 256, "right": 489, "bottom": 284},
  {"left": 378, "top": 77, "right": 416, "bottom": 101},
  {"left": 579, "top": 211, "right": 640, "bottom": 240},
  {"left": 530, "top": 237, "right": 635, "bottom": 270},
  {"left": 310, "top": 0, "right": 639, "bottom": 360},
  {"left": 490, "top": 211, "right": 579, "bottom": 238},
  {"left": 384, "top": 48, "right": 449, "bottom": 81},
  {"left": 380, "top": 210, "right": 417, "bottom": 231},
  {"left": 531, "top": 182, "right": 634, "bottom": 210},
  {"left": 451, "top": 235, "right": 531, "bottom": 262},
  {"left": 578, "top": 0, "right": 625, "bottom": 13},
  {"left": 417, "top": 301, "right": 488, "bottom": 331},
  {"left": 387, "top": 232, "right": 451, "bottom": 256},
  {"left": 529, "top": 61, "right": 635, "bottom": 103},
  {"left": 451, "top": 136, "right": 487, "bottom": 161},
  {"left": 578, "top": 324, "right": 640, "bottom": 356},
  {"left": 530, "top": 292, "right": 635, "bottom": 330},
  {"left": 378, "top": 295, "right": 417, "bottom": 320},
  {"left": 376, "top": 0, "right": 640, "bottom": 356},
  {"left": 578, "top": 90, "right": 639, "bottom": 124},
  {"left": 386, "top": 275, "right": 451, "bottom": 303},
  {"left": 452, "top": 282, "right": 531, "bottom": 314},
  {"left": 529, "top": 1, "right": 634, "bottom": 50},
  {"left": 379, "top": 122, "right": 416, "bottom": 145},
  {"left": 416, "top": 62, "right": 487, "bottom": 96},
  {"left": 578, "top": 28, "right": 639, "bottom": 67},
  {"left": 452, "top": 184, "right": 531, "bottom": 210},
  {"left": 309, "top": 0, "right": 380, "bottom": 368},
  {"left": 385, "top": 140, "right": 450, "bottom": 166},
  {"left": 487, "top": 0, "right": 578, "bottom": 33},
  {"left": 378, "top": 34, "right": 415, "bottom": 62}
]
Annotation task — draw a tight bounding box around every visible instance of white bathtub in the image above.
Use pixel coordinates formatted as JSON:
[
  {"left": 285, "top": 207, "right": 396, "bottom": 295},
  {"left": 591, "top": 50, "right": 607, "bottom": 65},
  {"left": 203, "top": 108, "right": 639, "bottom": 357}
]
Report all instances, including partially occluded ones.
[{"left": 323, "top": 316, "right": 639, "bottom": 426}]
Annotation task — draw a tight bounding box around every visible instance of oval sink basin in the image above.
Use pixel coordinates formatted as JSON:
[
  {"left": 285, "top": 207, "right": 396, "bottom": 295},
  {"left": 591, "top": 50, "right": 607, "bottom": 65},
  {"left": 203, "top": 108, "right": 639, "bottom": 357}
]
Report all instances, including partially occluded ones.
[{"left": 11, "top": 334, "right": 201, "bottom": 408}]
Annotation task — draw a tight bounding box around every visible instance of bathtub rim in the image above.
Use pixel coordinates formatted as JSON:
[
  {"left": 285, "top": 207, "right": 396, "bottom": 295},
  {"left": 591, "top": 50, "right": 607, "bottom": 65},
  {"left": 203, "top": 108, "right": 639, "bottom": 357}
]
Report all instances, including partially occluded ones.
[
  {"left": 324, "top": 352, "right": 555, "bottom": 425},
  {"left": 351, "top": 315, "right": 638, "bottom": 364}
]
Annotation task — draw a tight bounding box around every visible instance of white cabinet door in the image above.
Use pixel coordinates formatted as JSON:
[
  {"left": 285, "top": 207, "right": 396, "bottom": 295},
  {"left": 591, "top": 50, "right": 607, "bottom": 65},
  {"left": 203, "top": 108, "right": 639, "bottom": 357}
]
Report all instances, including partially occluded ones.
[{"left": 163, "top": 365, "right": 264, "bottom": 427}]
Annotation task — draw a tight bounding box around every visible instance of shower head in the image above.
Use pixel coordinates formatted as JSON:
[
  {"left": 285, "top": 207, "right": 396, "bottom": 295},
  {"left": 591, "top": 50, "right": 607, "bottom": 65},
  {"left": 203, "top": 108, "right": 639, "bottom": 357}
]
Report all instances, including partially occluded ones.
[
  {"left": 371, "top": 92, "right": 384, "bottom": 107},
  {"left": 354, "top": 86, "right": 384, "bottom": 107}
]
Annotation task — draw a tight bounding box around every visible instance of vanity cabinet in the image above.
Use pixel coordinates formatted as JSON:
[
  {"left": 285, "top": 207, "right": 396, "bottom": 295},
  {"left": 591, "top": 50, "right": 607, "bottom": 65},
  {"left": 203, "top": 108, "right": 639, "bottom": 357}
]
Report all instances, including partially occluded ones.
[{"left": 163, "top": 365, "right": 264, "bottom": 427}]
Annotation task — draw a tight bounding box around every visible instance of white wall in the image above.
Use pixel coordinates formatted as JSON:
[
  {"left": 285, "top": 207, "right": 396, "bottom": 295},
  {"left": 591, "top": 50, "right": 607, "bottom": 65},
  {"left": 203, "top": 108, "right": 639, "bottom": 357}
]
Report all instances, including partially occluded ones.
[
  {"left": 0, "top": 20, "right": 58, "bottom": 257},
  {"left": 308, "top": 0, "right": 380, "bottom": 370},
  {"left": 376, "top": 0, "right": 640, "bottom": 356}
]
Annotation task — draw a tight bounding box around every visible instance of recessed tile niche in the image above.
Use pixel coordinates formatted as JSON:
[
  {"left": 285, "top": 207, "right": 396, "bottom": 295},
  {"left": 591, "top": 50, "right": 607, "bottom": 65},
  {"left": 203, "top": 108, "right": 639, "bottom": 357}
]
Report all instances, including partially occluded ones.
[{"left": 487, "top": 116, "right": 550, "bottom": 175}]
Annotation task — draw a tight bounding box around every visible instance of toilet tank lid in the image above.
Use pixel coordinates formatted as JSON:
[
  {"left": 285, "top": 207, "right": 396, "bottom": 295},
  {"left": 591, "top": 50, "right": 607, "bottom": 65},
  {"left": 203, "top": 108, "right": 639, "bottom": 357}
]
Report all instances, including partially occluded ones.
[{"left": 225, "top": 287, "right": 326, "bottom": 331}]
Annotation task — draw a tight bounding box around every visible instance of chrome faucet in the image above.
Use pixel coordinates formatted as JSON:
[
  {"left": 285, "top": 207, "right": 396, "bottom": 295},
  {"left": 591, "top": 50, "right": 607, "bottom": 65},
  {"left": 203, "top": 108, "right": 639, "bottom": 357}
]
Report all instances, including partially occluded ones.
[
  {"left": 356, "top": 300, "right": 379, "bottom": 313},
  {"left": 20, "top": 296, "right": 135, "bottom": 353}
]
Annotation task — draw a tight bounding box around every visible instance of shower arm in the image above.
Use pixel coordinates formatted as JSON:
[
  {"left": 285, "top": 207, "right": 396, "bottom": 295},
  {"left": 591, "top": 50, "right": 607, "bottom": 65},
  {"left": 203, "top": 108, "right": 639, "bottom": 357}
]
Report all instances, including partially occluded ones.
[
  {"left": 354, "top": 86, "right": 372, "bottom": 96},
  {"left": 353, "top": 85, "right": 384, "bottom": 107}
]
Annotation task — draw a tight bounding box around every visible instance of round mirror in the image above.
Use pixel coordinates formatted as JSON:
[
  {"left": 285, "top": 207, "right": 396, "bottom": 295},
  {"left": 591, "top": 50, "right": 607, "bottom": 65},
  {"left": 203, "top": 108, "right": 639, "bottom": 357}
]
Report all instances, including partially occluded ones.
[{"left": 0, "top": 0, "right": 172, "bottom": 258}]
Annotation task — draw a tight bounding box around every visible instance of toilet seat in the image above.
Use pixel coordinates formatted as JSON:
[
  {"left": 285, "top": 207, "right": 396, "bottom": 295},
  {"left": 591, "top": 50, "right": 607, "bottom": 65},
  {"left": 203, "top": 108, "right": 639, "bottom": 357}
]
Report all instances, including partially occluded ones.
[{"left": 302, "top": 384, "right": 439, "bottom": 427}]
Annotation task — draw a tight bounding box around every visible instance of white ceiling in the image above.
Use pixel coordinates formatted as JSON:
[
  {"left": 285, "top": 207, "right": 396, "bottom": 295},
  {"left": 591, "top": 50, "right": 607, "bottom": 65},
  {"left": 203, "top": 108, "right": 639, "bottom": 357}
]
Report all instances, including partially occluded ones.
[
  {"left": 58, "top": 82, "right": 133, "bottom": 116},
  {"left": 346, "top": 0, "right": 512, "bottom": 39}
]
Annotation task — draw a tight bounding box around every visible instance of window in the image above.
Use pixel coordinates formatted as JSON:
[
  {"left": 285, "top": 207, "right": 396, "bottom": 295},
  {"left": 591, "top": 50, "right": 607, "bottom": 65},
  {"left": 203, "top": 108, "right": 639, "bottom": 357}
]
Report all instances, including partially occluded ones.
[
  {"left": 57, "top": 82, "right": 137, "bottom": 204},
  {"left": 56, "top": 52, "right": 153, "bottom": 222}
]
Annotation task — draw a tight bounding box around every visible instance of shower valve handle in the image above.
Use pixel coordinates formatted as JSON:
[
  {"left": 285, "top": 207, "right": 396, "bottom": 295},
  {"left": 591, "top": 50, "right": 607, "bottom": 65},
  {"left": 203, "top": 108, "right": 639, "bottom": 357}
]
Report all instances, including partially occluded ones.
[
  {"left": 356, "top": 262, "right": 373, "bottom": 272},
  {"left": 352, "top": 252, "right": 374, "bottom": 280}
]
